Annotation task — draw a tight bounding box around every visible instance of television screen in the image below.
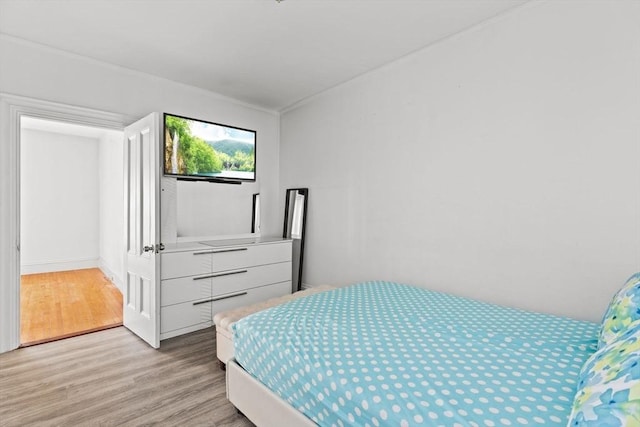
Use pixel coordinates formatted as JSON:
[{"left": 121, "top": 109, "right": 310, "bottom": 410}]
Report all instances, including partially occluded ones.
[{"left": 163, "top": 113, "right": 256, "bottom": 182}]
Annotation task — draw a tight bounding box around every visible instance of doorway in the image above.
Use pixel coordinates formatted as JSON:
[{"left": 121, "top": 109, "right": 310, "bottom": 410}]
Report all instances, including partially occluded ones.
[
  {"left": 19, "top": 116, "right": 125, "bottom": 346},
  {"left": 0, "top": 95, "right": 130, "bottom": 353}
]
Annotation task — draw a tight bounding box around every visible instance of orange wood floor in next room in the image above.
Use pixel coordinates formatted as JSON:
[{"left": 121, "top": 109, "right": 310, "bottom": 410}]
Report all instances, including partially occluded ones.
[{"left": 20, "top": 268, "right": 123, "bottom": 346}]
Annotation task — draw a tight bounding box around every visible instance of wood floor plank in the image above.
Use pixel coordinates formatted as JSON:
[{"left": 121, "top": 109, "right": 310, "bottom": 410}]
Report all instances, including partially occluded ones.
[
  {"left": 0, "top": 326, "right": 254, "bottom": 427},
  {"left": 20, "top": 268, "right": 123, "bottom": 346}
]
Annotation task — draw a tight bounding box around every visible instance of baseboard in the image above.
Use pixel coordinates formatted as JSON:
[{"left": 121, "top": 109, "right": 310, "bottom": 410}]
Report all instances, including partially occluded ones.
[
  {"left": 98, "top": 259, "right": 124, "bottom": 293},
  {"left": 20, "top": 258, "right": 99, "bottom": 275}
]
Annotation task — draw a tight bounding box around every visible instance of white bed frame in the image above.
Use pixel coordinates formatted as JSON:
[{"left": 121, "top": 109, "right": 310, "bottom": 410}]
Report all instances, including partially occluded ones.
[
  {"left": 226, "top": 359, "right": 315, "bottom": 426},
  {"left": 216, "top": 328, "right": 234, "bottom": 365},
  {"left": 220, "top": 286, "right": 336, "bottom": 425}
]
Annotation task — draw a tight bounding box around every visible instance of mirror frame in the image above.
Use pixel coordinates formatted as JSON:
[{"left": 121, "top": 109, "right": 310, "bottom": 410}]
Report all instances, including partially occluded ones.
[
  {"left": 251, "top": 193, "right": 260, "bottom": 233},
  {"left": 283, "top": 188, "right": 309, "bottom": 292}
]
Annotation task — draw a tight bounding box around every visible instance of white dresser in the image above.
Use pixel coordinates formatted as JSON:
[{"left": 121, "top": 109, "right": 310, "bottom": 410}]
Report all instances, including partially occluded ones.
[{"left": 160, "top": 237, "right": 292, "bottom": 340}]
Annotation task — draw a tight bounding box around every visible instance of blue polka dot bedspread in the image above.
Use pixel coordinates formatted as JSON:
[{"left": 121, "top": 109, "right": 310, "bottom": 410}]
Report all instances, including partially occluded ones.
[{"left": 232, "top": 281, "right": 598, "bottom": 427}]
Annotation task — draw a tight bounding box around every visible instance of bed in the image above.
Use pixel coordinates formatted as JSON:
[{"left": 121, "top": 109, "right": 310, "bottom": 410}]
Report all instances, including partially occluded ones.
[
  {"left": 227, "top": 276, "right": 640, "bottom": 427},
  {"left": 214, "top": 285, "right": 335, "bottom": 366}
]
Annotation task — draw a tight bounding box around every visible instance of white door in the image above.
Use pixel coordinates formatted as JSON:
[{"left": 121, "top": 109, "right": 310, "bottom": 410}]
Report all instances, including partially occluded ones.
[{"left": 123, "top": 113, "right": 160, "bottom": 348}]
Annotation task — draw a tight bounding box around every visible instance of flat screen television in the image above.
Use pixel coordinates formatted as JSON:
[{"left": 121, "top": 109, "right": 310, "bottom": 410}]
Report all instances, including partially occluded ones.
[{"left": 163, "top": 113, "right": 256, "bottom": 182}]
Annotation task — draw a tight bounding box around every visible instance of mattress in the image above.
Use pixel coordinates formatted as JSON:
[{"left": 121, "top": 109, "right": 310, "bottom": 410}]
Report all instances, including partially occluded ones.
[
  {"left": 214, "top": 285, "right": 335, "bottom": 364},
  {"left": 233, "top": 281, "right": 598, "bottom": 426}
]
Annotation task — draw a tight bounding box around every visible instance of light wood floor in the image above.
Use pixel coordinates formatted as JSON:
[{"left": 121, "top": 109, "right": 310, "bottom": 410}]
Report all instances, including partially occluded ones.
[
  {"left": 21, "top": 268, "right": 123, "bottom": 346},
  {"left": 0, "top": 326, "right": 254, "bottom": 427}
]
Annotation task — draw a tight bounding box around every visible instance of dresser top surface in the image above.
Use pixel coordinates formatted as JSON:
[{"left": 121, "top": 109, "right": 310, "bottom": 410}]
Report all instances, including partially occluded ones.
[{"left": 163, "top": 236, "right": 291, "bottom": 253}]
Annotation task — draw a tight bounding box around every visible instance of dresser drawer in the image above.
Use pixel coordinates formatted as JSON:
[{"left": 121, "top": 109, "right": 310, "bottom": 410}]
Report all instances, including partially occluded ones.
[
  {"left": 211, "top": 262, "right": 291, "bottom": 297},
  {"left": 161, "top": 241, "right": 292, "bottom": 279},
  {"left": 161, "top": 300, "right": 213, "bottom": 334},
  {"left": 160, "top": 281, "right": 291, "bottom": 334},
  {"left": 211, "top": 242, "right": 292, "bottom": 272},
  {"left": 161, "top": 250, "right": 213, "bottom": 280},
  {"left": 210, "top": 281, "right": 292, "bottom": 319},
  {"left": 161, "top": 262, "right": 291, "bottom": 306},
  {"left": 161, "top": 275, "right": 211, "bottom": 307}
]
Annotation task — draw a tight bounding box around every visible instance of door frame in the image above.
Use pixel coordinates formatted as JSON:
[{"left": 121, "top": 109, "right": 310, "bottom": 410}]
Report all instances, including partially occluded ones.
[{"left": 0, "top": 93, "right": 130, "bottom": 353}]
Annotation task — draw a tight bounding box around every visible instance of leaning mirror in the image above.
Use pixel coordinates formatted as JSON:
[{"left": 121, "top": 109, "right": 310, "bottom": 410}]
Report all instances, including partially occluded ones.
[
  {"left": 251, "top": 193, "right": 260, "bottom": 233},
  {"left": 283, "top": 188, "right": 308, "bottom": 293}
]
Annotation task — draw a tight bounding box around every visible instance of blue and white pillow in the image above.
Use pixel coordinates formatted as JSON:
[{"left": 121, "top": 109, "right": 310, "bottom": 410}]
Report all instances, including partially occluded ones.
[
  {"left": 599, "top": 273, "right": 640, "bottom": 348},
  {"left": 568, "top": 321, "right": 640, "bottom": 426}
]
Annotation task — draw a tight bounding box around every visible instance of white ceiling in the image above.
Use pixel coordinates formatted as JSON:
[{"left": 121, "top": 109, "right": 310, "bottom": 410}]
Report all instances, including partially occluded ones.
[{"left": 0, "top": 0, "right": 527, "bottom": 111}]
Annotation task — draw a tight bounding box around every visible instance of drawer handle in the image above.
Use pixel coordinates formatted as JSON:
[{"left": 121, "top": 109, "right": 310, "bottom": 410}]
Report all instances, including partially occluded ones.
[
  {"left": 193, "top": 248, "right": 247, "bottom": 255},
  {"left": 193, "top": 250, "right": 216, "bottom": 255},
  {"left": 192, "top": 270, "right": 248, "bottom": 281},
  {"left": 192, "top": 291, "right": 248, "bottom": 305},
  {"left": 212, "top": 248, "right": 248, "bottom": 254}
]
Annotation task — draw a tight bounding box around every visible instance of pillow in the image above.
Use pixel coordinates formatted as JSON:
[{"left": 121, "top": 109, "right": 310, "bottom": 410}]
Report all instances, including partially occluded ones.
[
  {"left": 568, "top": 321, "right": 640, "bottom": 426},
  {"left": 599, "top": 273, "right": 640, "bottom": 348}
]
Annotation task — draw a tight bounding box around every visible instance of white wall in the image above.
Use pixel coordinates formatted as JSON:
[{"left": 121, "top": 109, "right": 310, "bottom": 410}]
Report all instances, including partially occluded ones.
[
  {"left": 176, "top": 180, "right": 257, "bottom": 237},
  {"left": 20, "top": 129, "right": 100, "bottom": 273},
  {"left": 98, "top": 131, "right": 125, "bottom": 289},
  {"left": 280, "top": 0, "right": 640, "bottom": 322}
]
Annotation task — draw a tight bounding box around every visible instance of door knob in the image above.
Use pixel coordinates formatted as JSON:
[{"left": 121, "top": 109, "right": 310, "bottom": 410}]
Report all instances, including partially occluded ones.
[{"left": 143, "top": 245, "right": 155, "bottom": 252}]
